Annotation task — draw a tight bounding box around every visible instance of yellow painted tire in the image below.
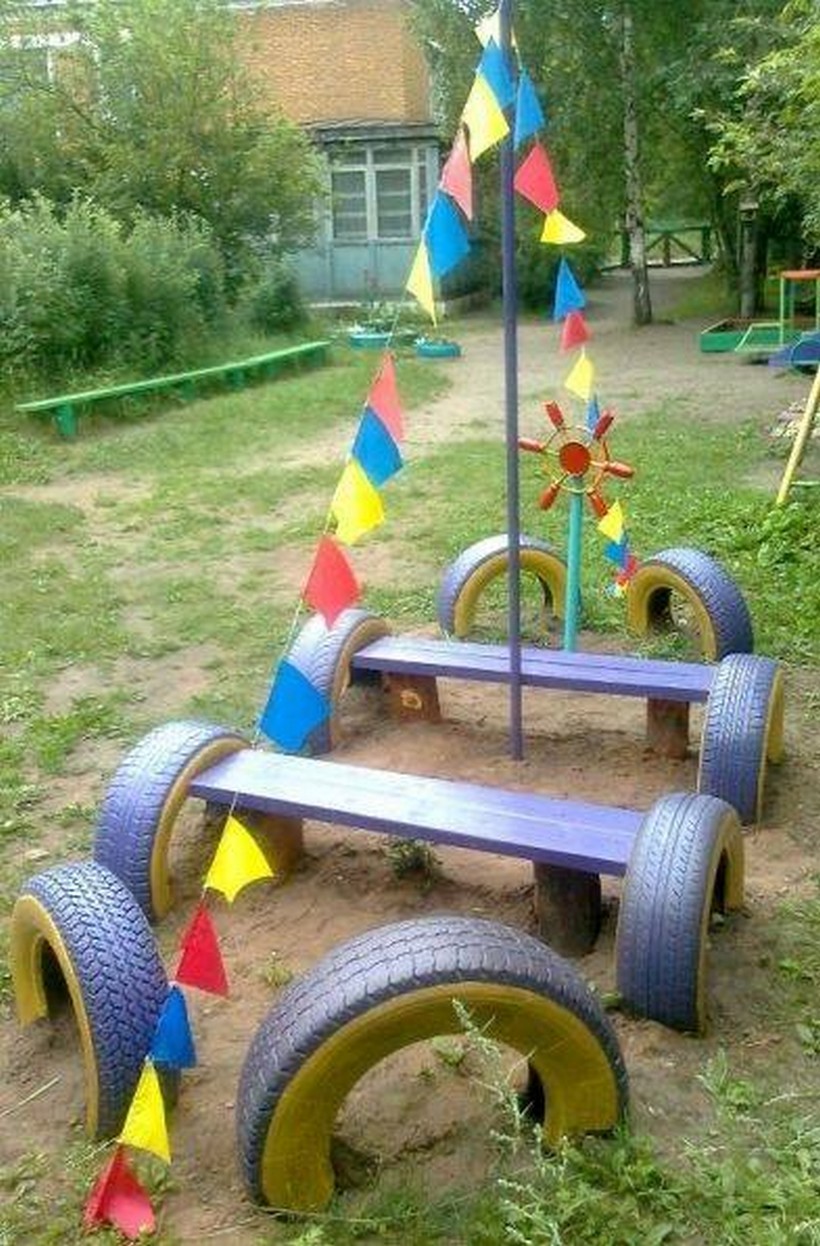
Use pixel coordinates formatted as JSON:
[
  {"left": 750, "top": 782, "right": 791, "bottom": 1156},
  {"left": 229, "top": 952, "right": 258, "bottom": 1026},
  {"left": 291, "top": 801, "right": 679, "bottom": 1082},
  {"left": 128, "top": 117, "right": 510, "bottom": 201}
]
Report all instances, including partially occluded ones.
[
  {"left": 626, "top": 547, "right": 753, "bottom": 660},
  {"left": 237, "top": 915, "right": 627, "bottom": 1211},
  {"left": 94, "top": 720, "right": 249, "bottom": 921},
  {"left": 10, "top": 861, "right": 171, "bottom": 1137},
  {"left": 287, "top": 608, "right": 391, "bottom": 754},
  {"left": 698, "top": 654, "right": 785, "bottom": 824},
  {"left": 616, "top": 793, "right": 744, "bottom": 1033},
  {"left": 436, "top": 534, "right": 567, "bottom": 639}
]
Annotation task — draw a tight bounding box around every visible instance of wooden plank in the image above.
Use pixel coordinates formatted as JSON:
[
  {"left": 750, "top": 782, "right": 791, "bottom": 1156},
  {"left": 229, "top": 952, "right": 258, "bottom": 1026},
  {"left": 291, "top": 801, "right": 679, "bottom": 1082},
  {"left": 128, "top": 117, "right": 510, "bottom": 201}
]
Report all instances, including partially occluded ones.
[
  {"left": 352, "top": 635, "right": 713, "bottom": 703},
  {"left": 190, "top": 750, "right": 641, "bottom": 876}
]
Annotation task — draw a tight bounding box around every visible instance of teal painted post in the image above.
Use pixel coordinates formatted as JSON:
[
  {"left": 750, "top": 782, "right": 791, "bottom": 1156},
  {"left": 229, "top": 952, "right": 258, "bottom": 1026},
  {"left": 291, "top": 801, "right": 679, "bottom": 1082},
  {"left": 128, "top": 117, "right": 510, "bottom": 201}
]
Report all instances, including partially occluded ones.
[
  {"left": 55, "top": 403, "right": 77, "bottom": 438},
  {"left": 563, "top": 485, "right": 584, "bottom": 652}
]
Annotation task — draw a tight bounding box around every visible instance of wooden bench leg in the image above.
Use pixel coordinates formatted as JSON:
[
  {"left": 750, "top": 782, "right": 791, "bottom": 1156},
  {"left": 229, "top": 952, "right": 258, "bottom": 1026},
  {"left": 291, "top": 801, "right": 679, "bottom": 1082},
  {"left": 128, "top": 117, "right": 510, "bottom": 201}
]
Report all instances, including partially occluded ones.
[
  {"left": 646, "top": 698, "right": 690, "bottom": 759},
  {"left": 237, "top": 810, "right": 304, "bottom": 880},
  {"left": 533, "top": 863, "right": 601, "bottom": 956},
  {"left": 385, "top": 674, "right": 441, "bottom": 723}
]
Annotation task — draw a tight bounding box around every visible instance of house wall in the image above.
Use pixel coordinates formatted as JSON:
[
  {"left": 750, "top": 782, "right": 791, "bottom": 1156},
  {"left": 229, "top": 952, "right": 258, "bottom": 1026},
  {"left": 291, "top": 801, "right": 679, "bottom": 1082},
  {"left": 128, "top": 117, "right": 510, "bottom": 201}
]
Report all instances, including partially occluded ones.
[{"left": 237, "top": 0, "right": 432, "bottom": 126}]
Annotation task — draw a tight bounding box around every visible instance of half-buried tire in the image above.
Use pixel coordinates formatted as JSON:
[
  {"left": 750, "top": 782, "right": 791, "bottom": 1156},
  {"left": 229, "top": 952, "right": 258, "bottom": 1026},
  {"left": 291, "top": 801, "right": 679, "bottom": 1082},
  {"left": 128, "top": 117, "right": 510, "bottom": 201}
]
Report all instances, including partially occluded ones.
[
  {"left": 436, "top": 533, "right": 567, "bottom": 639},
  {"left": 237, "top": 915, "right": 628, "bottom": 1212},
  {"left": 94, "top": 719, "right": 249, "bottom": 921},
  {"left": 616, "top": 792, "right": 744, "bottom": 1034},
  {"left": 10, "top": 860, "right": 171, "bottom": 1138}
]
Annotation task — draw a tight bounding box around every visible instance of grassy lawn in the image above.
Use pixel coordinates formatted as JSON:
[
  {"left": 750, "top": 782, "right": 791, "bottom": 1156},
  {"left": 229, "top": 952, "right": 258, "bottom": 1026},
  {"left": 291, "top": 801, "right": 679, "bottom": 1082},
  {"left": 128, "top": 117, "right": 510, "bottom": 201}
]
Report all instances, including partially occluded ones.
[{"left": 1, "top": 334, "right": 819, "bottom": 1244}]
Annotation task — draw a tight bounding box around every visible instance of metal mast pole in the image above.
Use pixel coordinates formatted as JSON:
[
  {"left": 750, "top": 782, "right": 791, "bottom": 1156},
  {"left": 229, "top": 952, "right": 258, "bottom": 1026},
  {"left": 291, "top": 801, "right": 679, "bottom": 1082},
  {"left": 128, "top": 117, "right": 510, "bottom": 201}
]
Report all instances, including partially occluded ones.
[{"left": 499, "top": 0, "right": 523, "bottom": 760}]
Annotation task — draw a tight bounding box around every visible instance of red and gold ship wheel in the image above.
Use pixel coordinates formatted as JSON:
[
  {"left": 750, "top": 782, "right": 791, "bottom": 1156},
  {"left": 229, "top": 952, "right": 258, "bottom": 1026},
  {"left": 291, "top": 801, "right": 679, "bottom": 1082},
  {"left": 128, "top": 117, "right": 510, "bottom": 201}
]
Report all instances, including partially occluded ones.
[{"left": 518, "top": 400, "right": 634, "bottom": 514}]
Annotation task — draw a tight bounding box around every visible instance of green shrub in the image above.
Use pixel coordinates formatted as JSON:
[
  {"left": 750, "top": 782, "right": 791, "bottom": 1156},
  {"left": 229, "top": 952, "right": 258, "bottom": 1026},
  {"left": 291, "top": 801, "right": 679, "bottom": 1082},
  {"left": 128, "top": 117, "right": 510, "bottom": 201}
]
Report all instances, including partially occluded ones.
[
  {"left": 0, "top": 196, "right": 226, "bottom": 380},
  {"left": 246, "top": 261, "right": 306, "bottom": 334}
]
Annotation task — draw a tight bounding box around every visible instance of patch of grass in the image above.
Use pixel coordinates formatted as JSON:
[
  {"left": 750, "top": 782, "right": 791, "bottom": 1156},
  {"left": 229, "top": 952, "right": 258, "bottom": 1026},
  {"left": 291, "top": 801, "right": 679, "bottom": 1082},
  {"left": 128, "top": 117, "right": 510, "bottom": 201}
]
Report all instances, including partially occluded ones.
[{"left": 662, "top": 268, "right": 735, "bottom": 323}]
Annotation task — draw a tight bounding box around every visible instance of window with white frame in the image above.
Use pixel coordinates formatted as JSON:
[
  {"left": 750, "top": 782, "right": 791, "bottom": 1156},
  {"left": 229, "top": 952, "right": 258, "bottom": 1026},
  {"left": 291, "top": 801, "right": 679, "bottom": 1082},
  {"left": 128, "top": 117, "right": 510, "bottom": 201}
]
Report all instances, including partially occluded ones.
[{"left": 329, "top": 143, "right": 434, "bottom": 243}]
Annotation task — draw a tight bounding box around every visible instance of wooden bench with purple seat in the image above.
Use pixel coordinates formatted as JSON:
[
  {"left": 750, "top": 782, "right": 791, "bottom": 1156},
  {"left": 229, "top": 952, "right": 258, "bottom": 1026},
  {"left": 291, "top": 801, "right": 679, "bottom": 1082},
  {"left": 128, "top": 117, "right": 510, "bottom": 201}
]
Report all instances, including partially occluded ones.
[
  {"left": 350, "top": 635, "right": 714, "bottom": 758},
  {"left": 188, "top": 747, "right": 743, "bottom": 1029}
]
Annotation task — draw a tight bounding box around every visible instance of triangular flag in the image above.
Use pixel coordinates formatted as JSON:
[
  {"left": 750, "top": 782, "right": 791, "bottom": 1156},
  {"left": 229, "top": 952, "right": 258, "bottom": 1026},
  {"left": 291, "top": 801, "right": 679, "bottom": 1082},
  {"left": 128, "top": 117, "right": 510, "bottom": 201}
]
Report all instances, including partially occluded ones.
[
  {"left": 259, "top": 658, "right": 331, "bottom": 754},
  {"left": 598, "top": 500, "right": 625, "bottom": 542},
  {"left": 514, "top": 142, "right": 559, "bottom": 213},
  {"left": 616, "top": 553, "right": 639, "bottom": 582},
  {"left": 331, "top": 459, "right": 385, "bottom": 545},
  {"left": 440, "top": 129, "right": 473, "bottom": 221},
  {"left": 515, "top": 69, "right": 546, "bottom": 146},
  {"left": 425, "top": 192, "right": 471, "bottom": 278},
  {"left": 150, "top": 985, "right": 197, "bottom": 1069},
  {"left": 478, "top": 39, "right": 515, "bottom": 109},
  {"left": 560, "top": 310, "right": 590, "bottom": 352},
  {"left": 175, "top": 900, "right": 229, "bottom": 996},
  {"left": 405, "top": 241, "right": 436, "bottom": 323},
  {"left": 604, "top": 537, "right": 630, "bottom": 568},
  {"left": 462, "top": 73, "right": 510, "bottom": 162},
  {"left": 586, "top": 393, "right": 601, "bottom": 431},
  {"left": 368, "top": 354, "right": 404, "bottom": 442},
  {"left": 118, "top": 1061, "right": 170, "bottom": 1163},
  {"left": 352, "top": 409, "right": 403, "bottom": 487},
  {"left": 541, "top": 209, "right": 586, "bottom": 245},
  {"left": 205, "top": 813, "right": 274, "bottom": 904},
  {"left": 564, "top": 349, "right": 595, "bottom": 400},
  {"left": 303, "top": 535, "right": 360, "bottom": 626},
  {"left": 84, "top": 1146, "right": 155, "bottom": 1239},
  {"left": 553, "top": 257, "right": 586, "bottom": 320}
]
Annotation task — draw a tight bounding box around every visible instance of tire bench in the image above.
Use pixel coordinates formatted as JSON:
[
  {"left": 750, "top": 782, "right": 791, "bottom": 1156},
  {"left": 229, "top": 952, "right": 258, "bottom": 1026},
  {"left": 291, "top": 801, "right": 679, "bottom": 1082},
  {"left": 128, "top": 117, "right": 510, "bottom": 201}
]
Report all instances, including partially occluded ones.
[
  {"left": 289, "top": 609, "right": 784, "bottom": 825},
  {"left": 15, "top": 339, "right": 331, "bottom": 438},
  {"left": 92, "top": 719, "right": 743, "bottom": 1032}
]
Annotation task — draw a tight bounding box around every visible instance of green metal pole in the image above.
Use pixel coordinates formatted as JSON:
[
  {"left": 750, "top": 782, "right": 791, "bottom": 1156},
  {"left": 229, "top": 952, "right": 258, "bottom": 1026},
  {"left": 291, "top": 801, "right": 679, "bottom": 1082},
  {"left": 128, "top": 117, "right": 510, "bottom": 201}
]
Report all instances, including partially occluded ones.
[{"left": 563, "top": 485, "right": 584, "bottom": 651}]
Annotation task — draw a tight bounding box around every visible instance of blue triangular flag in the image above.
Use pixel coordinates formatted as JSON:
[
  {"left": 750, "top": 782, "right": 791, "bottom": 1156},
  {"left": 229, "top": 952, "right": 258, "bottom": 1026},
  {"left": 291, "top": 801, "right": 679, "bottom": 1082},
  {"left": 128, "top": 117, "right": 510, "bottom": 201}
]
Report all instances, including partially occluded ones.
[
  {"left": 514, "top": 69, "right": 546, "bottom": 147},
  {"left": 553, "top": 258, "right": 586, "bottom": 321},
  {"left": 259, "top": 659, "right": 330, "bottom": 753},
  {"left": 586, "top": 393, "right": 601, "bottom": 432},
  {"left": 604, "top": 538, "right": 630, "bottom": 568},
  {"left": 425, "top": 193, "right": 471, "bottom": 279},
  {"left": 479, "top": 39, "right": 516, "bottom": 110},
  {"left": 150, "top": 985, "right": 197, "bottom": 1069},
  {"left": 352, "top": 409, "right": 403, "bottom": 488}
]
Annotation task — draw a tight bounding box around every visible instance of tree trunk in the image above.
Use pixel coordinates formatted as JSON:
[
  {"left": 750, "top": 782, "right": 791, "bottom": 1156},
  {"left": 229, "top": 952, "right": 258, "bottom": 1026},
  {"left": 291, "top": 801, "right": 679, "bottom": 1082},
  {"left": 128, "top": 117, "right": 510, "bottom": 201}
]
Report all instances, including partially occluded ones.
[
  {"left": 619, "top": 2, "right": 652, "bottom": 326},
  {"left": 738, "top": 212, "right": 758, "bottom": 320}
]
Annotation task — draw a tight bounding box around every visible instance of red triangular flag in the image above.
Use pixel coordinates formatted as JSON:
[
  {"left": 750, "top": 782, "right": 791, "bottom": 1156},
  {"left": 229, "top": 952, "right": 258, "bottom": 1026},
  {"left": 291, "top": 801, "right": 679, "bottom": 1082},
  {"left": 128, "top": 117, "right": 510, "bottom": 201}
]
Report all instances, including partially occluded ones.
[
  {"left": 560, "top": 310, "right": 590, "bottom": 352},
  {"left": 303, "top": 535, "right": 360, "bottom": 626},
  {"left": 514, "top": 142, "right": 560, "bottom": 213},
  {"left": 440, "top": 128, "right": 473, "bottom": 221},
  {"left": 175, "top": 900, "right": 229, "bottom": 996},
  {"left": 83, "top": 1145, "right": 155, "bottom": 1239},
  {"left": 367, "top": 353, "right": 404, "bottom": 443}
]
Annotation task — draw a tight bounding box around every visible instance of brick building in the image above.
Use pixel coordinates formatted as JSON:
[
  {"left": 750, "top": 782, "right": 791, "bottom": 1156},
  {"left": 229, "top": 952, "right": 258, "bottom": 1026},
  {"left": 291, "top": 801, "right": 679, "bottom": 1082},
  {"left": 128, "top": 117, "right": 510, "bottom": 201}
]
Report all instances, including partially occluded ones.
[{"left": 237, "top": 0, "right": 440, "bottom": 300}]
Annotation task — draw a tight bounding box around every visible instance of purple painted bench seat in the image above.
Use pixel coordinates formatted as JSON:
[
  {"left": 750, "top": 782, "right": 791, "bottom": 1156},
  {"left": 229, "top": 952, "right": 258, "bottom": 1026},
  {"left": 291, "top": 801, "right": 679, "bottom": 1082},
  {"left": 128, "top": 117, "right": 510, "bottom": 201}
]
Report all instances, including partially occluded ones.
[
  {"left": 351, "top": 636, "right": 714, "bottom": 704},
  {"left": 190, "top": 750, "right": 642, "bottom": 876}
]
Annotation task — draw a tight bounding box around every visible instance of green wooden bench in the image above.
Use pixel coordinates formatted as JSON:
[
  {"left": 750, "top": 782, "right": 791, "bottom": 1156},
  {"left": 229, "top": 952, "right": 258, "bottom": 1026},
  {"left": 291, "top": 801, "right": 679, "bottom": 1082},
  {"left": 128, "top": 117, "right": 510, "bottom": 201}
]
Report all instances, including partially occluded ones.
[{"left": 16, "top": 340, "right": 332, "bottom": 438}]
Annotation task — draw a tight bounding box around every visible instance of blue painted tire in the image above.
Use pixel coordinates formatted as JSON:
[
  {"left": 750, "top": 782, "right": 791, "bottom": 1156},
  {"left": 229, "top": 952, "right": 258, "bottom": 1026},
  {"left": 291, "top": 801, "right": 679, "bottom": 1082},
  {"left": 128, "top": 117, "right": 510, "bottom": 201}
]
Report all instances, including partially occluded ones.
[
  {"left": 698, "top": 654, "right": 784, "bottom": 825},
  {"left": 626, "top": 546, "right": 754, "bottom": 660},
  {"left": 286, "top": 608, "right": 390, "bottom": 755},
  {"left": 9, "top": 861, "right": 171, "bottom": 1137},
  {"left": 436, "top": 533, "right": 568, "bottom": 639},
  {"left": 237, "top": 915, "right": 628, "bottom": 1211},
  {"left": 94, "top": 719, "right": 248, "bottom": 921},
  {"left": 415, "top": 338, "right": 461, "bottom": 358},
  {"left": 616, "top": 793, "right": 744, "bottom": 1033}
]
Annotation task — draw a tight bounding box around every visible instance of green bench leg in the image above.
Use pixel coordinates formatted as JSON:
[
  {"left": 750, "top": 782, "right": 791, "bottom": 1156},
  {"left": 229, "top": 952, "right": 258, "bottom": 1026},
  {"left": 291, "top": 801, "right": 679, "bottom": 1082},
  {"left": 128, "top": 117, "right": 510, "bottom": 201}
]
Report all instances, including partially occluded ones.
[{"left": 55, "top": 403, "right": 78, "bottom": 438}]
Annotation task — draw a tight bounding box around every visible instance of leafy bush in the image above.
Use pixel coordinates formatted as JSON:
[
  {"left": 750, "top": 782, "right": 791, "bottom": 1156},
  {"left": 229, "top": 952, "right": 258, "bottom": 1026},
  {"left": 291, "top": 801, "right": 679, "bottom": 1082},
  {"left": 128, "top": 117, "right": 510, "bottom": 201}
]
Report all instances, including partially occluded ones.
[
  {"left": 0, "top": 196, "right": 226, "bottom": 380},
  {"left": 245, "top": 261, "right": 306, "bottom": 335}
]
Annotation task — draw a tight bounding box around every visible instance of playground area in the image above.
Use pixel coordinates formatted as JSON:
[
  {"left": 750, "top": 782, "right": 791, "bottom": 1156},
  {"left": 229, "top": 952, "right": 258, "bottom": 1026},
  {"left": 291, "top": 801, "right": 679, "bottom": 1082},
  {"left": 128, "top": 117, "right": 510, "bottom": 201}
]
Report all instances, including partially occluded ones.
[{"left": 2, "top": 267, "right": 820, "bottom": 1242}]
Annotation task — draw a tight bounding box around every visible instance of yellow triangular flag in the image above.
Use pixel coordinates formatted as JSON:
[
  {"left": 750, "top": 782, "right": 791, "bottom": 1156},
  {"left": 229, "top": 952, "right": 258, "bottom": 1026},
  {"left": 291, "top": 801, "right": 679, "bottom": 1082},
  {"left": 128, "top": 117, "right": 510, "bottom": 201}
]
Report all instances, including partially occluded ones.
[
  {"left": 462, "top": 74, "right": 509, "bottom": 162},
  {"left": 204, "top": 814, "right": 274, "bottom": 904},
  {"left": 119, "top": 1061, "right": 170, "bottom": 1163},
  {"left": 540, "top": 210, "right": 587, "bottom": 245},
  {"left": 564, "top": 349, "right": 595, "bottom": 400},
  {"left": 598, "top": 500, "right": 625, "bottom": 542},
  {"left": 405, "top": 241, "right": 436, "bottom": 323},
  {"left": 331, "top": 459, "right": 385, "bottom": 546}
]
